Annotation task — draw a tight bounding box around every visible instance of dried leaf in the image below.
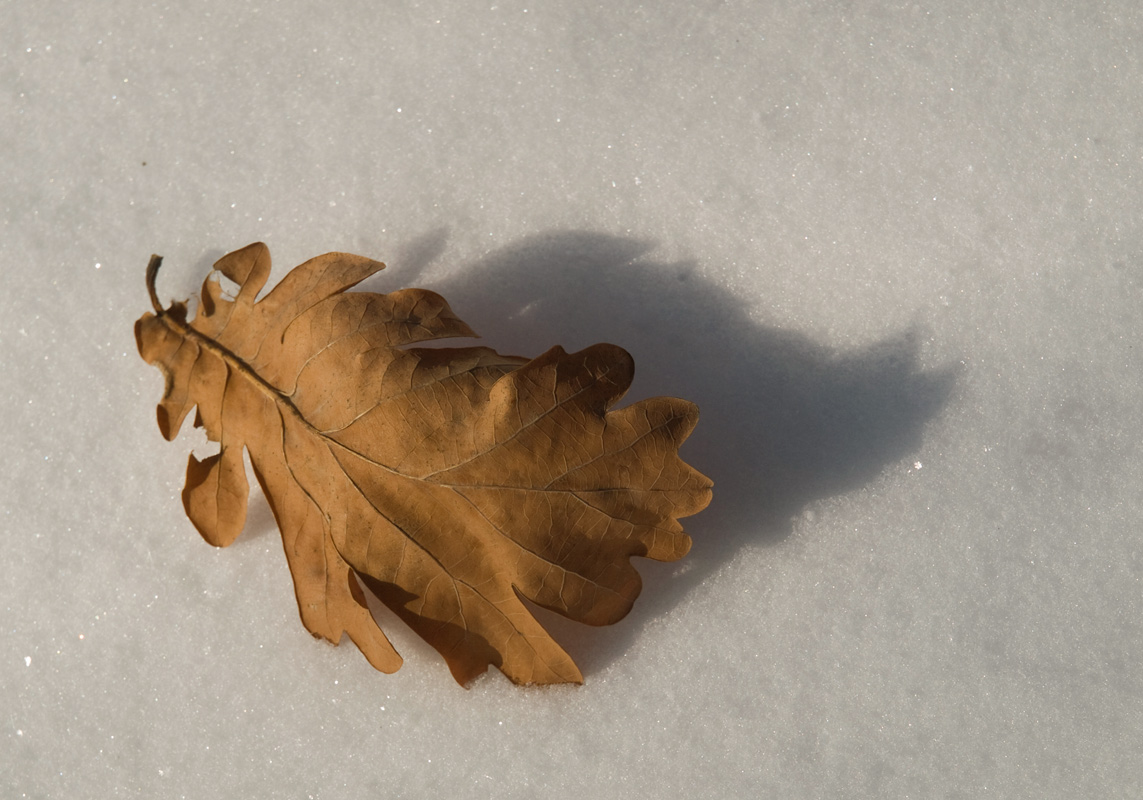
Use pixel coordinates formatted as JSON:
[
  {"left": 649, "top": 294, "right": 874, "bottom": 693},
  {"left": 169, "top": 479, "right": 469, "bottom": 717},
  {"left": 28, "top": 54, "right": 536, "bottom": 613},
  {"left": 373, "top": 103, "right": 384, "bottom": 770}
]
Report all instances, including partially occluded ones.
[{"left": 135, "top": 242, "right": 712, "bottom": 686}]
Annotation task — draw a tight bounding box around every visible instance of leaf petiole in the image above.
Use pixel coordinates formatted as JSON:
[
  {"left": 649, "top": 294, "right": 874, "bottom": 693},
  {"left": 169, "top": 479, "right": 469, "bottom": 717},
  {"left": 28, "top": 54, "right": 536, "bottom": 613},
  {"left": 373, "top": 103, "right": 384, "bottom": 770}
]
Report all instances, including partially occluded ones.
[{"left": 146, "top": 254, "right": 164, "bottom": 314}]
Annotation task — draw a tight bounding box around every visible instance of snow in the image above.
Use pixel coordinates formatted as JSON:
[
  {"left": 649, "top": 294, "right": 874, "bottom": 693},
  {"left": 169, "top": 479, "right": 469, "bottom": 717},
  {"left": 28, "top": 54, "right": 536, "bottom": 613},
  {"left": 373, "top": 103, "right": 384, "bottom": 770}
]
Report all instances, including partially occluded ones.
[{"left": 4, "top": 1, "right": 1143, "bottom": 796}]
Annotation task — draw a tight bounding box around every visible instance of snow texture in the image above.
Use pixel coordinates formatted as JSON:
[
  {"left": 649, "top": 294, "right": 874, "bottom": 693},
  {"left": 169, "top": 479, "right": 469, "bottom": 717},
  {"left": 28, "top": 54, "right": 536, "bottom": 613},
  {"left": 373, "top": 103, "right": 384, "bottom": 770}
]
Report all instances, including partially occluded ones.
[{"left": 3, "top": 1, "right": 1142, "bottom": 797}]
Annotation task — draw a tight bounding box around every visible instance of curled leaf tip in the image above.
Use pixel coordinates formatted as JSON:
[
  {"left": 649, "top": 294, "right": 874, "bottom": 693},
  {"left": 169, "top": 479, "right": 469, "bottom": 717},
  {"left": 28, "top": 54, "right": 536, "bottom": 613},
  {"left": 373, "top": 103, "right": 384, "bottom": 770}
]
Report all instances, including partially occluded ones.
[{"left": 146, "top": 254, "right": 164, "bottom": 313}]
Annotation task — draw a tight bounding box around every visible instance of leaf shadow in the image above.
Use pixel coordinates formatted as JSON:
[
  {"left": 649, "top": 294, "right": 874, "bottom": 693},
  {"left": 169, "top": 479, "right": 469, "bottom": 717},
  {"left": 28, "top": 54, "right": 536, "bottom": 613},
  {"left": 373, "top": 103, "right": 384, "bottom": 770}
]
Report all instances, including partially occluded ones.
[{"left": 390, "top": 229, "right": 958, "bottom": 680}]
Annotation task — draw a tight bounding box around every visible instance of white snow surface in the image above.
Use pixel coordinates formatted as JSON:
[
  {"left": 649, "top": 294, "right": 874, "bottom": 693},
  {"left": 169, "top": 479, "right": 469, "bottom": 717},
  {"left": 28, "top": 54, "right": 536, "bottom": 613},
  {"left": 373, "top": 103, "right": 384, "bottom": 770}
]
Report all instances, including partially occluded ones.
[{"left": 4, "top": 2, "right": 1143, "bottom": 797}]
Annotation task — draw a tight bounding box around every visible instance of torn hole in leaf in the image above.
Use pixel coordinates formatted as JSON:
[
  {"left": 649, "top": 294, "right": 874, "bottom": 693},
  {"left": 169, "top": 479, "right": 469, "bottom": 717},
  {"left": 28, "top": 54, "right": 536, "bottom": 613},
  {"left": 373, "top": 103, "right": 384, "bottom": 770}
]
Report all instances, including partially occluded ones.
[
  {"left": 175, "top": 407, "right": 220, "bottom": 460},
  {"left": 208, "top": 270, "right": 242, "bottom": 302},
  {"left": 190, "top": 432, "right": 220, "bottom": 461}
]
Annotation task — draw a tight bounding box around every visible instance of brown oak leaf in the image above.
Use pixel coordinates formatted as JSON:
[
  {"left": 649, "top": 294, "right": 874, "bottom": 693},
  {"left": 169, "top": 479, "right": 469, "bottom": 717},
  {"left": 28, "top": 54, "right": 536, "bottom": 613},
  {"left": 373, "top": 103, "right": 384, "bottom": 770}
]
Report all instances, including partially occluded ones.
[{"left": 135, "top": 242, "right": 712, "bottom": 686}]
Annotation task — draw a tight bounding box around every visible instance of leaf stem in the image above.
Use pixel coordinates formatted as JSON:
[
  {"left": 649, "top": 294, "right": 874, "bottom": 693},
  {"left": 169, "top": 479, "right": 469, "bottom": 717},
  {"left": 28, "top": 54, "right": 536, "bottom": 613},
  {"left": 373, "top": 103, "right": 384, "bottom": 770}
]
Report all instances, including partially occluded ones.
[{"left": 146, "top": 254, "right": 164, "bottom": 313}]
